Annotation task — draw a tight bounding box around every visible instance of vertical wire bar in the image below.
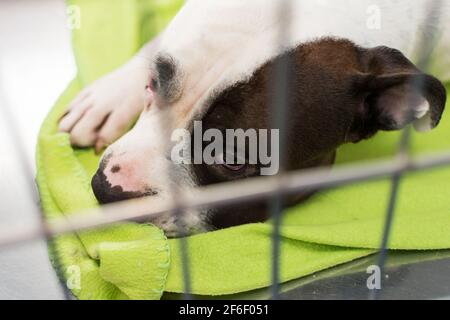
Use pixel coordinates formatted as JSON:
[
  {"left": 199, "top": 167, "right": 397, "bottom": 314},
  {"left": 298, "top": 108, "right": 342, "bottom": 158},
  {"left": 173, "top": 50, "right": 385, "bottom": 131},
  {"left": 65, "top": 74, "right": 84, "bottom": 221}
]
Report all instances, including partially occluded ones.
[
  {"left": 152, "top": 81, "right": 192, "bottom": 299},
  {"left": 369, "top": 0, "right": 444, "bottom": 300},
  {"left": 158, "top": 116, "right": 193, "bottom": 300},
  {"left": 140, "top": 6, "right": 194, "bottom": 299},
  {"left": 0, "top": 81, "right": 72, "bottom": 300},
  {"left": 369, "top": 127, "right": 410, "bottom": 300},
  {"left": 173, "top": 208, "right": 192, "bottom": 298},
  {"left": 151, "top": 74, "right": 193, "bottom": 298},
  {"left": 152, "top": 115, "right": 192, "bottom": 299},
  {"left": 270, "top": 0, "right": 293, "bottom": 300}
]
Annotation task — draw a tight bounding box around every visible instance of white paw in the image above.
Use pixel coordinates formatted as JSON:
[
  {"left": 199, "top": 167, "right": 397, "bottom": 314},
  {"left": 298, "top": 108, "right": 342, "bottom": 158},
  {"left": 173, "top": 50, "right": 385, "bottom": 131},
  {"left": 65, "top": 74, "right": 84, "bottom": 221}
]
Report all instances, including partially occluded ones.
[{"left": 58, "top": 62, "right": 151, "bottom": 153}]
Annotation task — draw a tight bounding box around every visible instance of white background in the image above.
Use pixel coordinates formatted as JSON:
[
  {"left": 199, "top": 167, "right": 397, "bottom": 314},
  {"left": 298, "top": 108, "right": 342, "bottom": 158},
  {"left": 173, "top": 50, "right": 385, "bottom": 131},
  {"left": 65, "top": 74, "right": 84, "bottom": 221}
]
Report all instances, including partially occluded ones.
[{"left": 0, "top": 0, "right": 76, "bottom": 299}]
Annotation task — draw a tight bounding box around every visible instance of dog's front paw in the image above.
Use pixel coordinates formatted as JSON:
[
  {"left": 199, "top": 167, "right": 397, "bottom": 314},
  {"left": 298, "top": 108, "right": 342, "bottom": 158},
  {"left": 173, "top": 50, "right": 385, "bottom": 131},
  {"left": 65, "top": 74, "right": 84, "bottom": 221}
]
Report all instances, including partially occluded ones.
[{"left": 58, "top": 64, "right": 150, "bottom": 153}]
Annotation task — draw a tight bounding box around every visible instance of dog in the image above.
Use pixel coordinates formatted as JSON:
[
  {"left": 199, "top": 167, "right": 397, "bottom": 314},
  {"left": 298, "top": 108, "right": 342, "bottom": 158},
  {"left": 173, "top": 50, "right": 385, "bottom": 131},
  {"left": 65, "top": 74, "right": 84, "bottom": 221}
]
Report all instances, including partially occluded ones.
[{"left": 59, "top": 0, "right": 449, "bottom": 237}]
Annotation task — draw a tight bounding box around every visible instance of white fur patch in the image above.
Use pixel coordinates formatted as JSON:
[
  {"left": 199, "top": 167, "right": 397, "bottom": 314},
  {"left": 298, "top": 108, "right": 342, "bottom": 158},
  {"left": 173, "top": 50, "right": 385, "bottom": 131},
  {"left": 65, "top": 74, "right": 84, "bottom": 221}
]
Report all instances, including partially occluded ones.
[
  {"left": 158, "top": 0, "right": 449, "bottom": 128},
  {"left": 413, "top": 100, "right": 433, "bottom": 132}
]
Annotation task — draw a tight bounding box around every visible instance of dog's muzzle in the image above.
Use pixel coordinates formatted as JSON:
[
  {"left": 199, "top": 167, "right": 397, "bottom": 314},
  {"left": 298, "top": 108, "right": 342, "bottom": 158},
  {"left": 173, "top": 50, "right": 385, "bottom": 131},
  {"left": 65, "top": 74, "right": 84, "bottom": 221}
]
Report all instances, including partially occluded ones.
[{"left": 91, "top": 158, "right": 158, "bottom": 204}]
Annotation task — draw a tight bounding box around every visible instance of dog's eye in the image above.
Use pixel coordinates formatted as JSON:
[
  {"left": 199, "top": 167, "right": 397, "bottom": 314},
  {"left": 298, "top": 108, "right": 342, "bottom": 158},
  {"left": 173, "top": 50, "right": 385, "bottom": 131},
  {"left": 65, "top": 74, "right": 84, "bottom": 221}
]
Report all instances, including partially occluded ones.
[
  {"left": 216, "top": 151, "right": 246, "bottom": 172},
  {"left": 222, "top": 163, "right": 246, "bottom": 171},
  {"left": 146, "top": 76, "right": 158, "bottom": 93}
]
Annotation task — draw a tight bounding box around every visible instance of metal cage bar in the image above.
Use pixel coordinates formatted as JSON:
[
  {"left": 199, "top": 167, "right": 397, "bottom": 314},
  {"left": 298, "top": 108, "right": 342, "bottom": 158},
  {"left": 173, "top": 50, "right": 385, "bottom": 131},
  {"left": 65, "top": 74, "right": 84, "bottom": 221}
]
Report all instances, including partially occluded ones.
[
  {"left": 152, "top": 62, "right": 193, "bottom": 300},
  {"left": 159, "top": 112, "right": 193, "bottom": 300},
  {"left": 0, "top": 81, "right": 74, "bottom": 299},
  {"left": 2, "top": 149, "right": 450, "bottom": 247},
  {"left": 269, "top": 0, "right": 294, "bottom": 300},
  {"left": 369, "top": 0, "right": 445, "bottom": 300}
]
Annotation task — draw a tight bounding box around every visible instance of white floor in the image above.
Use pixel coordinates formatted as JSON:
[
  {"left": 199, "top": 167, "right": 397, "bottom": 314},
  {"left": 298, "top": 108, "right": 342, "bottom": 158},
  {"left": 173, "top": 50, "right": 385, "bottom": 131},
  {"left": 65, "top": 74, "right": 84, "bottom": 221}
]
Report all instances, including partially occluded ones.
[{"left": 0, "top": 0, "right": 76, "bottom": 299}]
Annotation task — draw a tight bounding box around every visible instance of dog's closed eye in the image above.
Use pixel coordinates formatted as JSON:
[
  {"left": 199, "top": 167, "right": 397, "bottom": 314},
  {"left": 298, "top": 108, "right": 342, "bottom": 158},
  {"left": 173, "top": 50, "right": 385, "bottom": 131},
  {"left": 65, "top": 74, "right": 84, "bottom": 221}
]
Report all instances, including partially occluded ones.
[
  {"left": 222, "top": 163, "right": 246, "bottom": 171},
  {"left": 146, "top": 76, "right": 158, "bottom": 93},
  {"left": 215, "top": 152, "right": 259, "bottom": 178}
]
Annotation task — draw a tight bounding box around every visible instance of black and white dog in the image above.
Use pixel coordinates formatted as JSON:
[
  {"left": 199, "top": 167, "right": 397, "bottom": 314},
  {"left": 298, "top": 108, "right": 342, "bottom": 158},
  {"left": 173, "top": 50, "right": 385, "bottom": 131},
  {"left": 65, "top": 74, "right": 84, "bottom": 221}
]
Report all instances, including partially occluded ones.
[{"left": 59, "top": 0, "right": 449, "bottom": 237}]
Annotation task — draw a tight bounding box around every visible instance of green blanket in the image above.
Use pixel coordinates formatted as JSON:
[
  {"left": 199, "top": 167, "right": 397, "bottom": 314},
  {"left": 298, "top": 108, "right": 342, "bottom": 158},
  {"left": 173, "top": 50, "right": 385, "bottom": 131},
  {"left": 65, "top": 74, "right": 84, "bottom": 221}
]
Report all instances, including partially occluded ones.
[{"left": 36, "top": 0, "right": 450, "bottom": 300}]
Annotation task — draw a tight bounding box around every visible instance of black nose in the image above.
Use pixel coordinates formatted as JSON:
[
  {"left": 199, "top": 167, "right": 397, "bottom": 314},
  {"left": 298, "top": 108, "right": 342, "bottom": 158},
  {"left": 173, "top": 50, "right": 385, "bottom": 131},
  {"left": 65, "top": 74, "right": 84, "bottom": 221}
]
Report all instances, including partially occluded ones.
[
  {"left": 91, "top": 169, "right": 124, "bottom": 204},
  {"left": 91, "top": 168, "right": 158, "bottom": 204}
]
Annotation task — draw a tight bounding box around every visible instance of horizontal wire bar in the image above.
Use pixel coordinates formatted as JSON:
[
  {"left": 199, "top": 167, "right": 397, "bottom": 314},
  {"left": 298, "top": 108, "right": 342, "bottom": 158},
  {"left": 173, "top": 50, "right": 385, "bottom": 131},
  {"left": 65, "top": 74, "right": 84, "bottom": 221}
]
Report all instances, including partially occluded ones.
[{"left": 1, "top": 149, "right": 450, "bottom": 248}]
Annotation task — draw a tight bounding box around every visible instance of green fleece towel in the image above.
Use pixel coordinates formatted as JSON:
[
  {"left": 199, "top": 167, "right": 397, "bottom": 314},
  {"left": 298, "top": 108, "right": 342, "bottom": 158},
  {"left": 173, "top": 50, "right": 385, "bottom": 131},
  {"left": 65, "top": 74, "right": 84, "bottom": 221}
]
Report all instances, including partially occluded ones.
[{"left": 36, "top": 0, "right": 450, "bottom": 299}]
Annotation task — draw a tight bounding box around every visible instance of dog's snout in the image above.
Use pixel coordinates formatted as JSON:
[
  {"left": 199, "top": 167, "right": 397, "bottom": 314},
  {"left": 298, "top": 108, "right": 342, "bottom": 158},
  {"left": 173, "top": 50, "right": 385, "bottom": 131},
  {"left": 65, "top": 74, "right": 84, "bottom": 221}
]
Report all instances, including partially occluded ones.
[
  {"left": 91, "top": 168, "right": 124, "bottom": 204},
  {"left": 91, "top": 157, "right": 158, "bottom": 204}
]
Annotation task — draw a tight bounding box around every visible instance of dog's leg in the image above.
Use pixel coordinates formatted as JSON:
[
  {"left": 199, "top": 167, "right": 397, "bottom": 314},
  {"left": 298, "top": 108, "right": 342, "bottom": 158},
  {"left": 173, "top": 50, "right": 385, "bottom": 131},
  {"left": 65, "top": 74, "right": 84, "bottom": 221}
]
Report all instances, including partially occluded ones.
[{"left": 58, "top": 35, "right": 161, "bottom": 153}]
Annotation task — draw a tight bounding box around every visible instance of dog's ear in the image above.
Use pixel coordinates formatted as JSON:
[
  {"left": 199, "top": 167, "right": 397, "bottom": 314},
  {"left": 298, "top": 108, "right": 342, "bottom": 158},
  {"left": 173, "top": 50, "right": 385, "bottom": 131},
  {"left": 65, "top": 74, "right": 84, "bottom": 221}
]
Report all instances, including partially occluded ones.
[{"left": 349, "top": 46, "right": 447, "bottom": 142}]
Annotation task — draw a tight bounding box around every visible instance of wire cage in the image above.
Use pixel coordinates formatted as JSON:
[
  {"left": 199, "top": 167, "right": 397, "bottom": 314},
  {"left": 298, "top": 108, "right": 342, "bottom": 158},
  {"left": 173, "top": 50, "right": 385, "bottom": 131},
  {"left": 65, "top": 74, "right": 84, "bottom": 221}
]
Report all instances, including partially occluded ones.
[{"left": 0, "top": 0, "right": 448, "bottom": 300}]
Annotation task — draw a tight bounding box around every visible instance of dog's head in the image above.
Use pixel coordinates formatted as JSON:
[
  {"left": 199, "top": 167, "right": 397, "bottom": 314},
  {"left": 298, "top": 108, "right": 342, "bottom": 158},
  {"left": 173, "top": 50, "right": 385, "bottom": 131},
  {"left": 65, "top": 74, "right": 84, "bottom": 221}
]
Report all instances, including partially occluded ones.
[{"left": 91, "top": 38, "right": 446, "bottom": 236}]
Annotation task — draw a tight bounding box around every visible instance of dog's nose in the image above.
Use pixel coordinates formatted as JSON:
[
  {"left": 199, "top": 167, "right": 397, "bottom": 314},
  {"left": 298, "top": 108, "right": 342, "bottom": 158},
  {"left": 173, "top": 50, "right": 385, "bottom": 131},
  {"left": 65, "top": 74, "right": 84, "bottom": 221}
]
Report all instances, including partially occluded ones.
[
  {"left": 91, "top": 152, "right": 159, "bottom": 204},
  {"left": 91, "top": 168, "right": 127, "bottom": 204},
  {"left": 91, "top": 167, "right": 156, "bottom": 204}
]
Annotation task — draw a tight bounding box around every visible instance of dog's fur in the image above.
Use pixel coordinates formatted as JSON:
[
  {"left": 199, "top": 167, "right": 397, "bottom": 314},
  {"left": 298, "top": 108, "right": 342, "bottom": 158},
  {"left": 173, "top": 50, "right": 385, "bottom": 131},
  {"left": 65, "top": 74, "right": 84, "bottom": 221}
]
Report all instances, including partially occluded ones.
[{"left": 62, "top": 0, "right": 449, "bottom": 237}]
